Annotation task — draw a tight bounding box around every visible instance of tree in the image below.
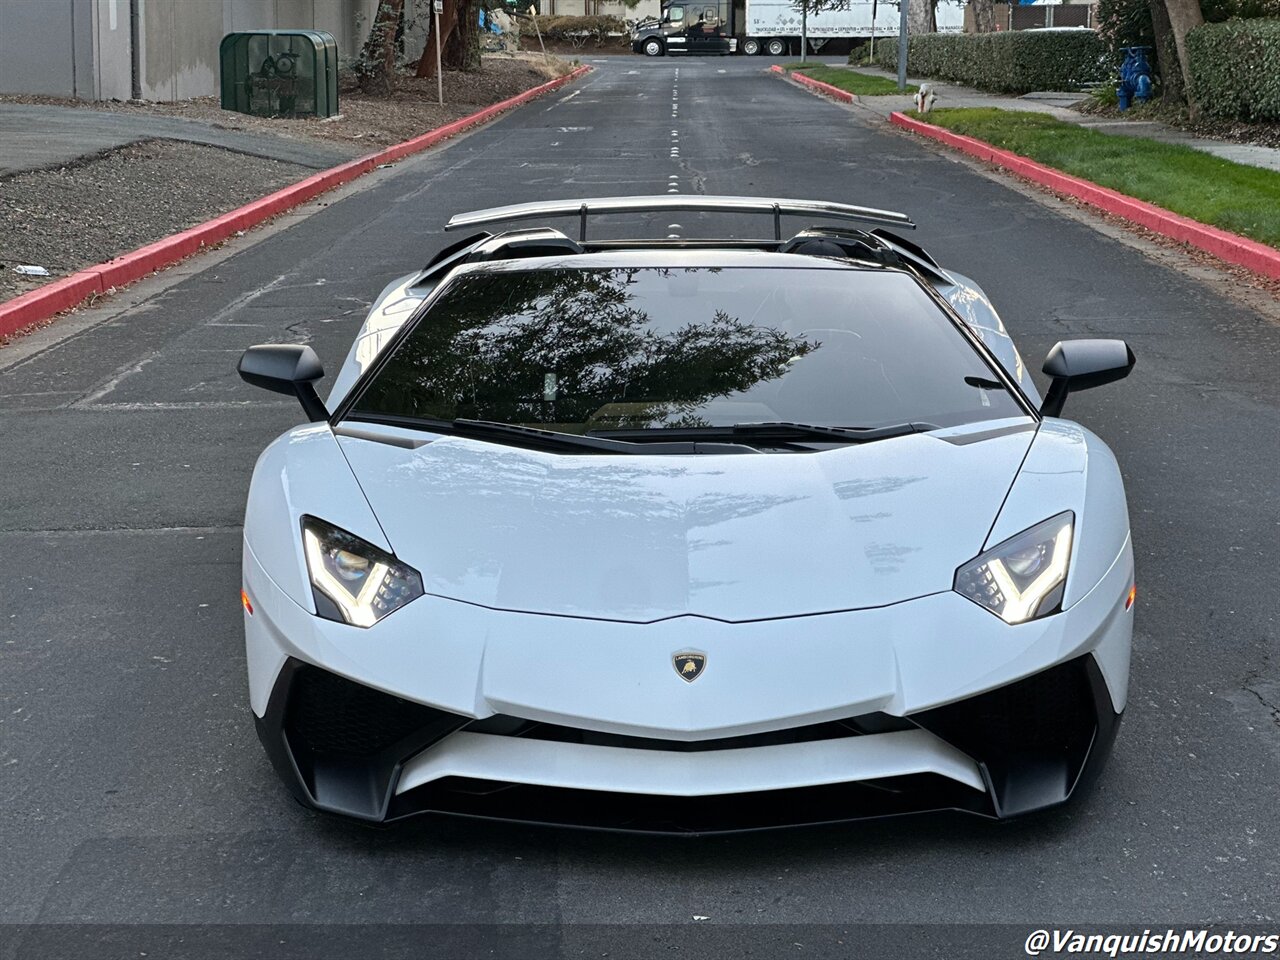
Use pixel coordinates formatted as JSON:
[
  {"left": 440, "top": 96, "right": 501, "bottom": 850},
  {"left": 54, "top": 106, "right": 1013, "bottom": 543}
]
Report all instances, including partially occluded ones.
[
  {"left": 1148, "top": 0, "right": 1185, "bottom": 103},
  {"left": 415, "top": 0, "right": 484, "bottom": 77},
  {"left": 1161, "top": 0, "right": 1204, "bottom": 113},
  {"left": 357, "top": 0, "right": 407, "bottom": 94},
  {"left": 445, "top": 0, "right": 483, "bottom": 71},
  {"left": 970, "top": 0, "right": 997, "bottom": 32},
  {"left": 907, "top": 0, "right": 935, "bottom": 35}
]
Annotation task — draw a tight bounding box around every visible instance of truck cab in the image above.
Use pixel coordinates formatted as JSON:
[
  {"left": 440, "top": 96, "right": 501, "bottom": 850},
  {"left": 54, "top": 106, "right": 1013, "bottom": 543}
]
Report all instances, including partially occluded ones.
[{"left": 631, "top": 0, "right": 735, "bottom": 56}]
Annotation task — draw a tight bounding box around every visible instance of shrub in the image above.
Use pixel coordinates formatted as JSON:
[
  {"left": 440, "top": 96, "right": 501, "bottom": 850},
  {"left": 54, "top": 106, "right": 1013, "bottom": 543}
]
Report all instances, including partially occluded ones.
[
  {"left": 530, "top": 15, "right": 627, "bottom": 46},
  {"left": 1095, "top": 0, "right": 1154, "bottom": 54},
  {"left": 1187, "top": 18, "right": 1280, "bottom": 120},
  {"left": 872, "top": 31, "right": 1112, "bottom": 94}
]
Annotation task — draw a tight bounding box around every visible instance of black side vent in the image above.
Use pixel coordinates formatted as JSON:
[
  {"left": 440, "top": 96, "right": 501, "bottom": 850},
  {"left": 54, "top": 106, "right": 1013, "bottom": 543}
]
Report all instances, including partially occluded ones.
[
  {"left": 256, "top": 660, "right": 468, "bottom": 821},
  {"left": 911, "top": 655, "right": 1119, "bottom": 817}
]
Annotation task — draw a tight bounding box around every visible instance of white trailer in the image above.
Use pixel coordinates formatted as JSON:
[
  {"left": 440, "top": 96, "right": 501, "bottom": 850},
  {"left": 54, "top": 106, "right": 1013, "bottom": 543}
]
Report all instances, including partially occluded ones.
[{"left": 739, "top": 0, "right": 963, "bottom": 57}]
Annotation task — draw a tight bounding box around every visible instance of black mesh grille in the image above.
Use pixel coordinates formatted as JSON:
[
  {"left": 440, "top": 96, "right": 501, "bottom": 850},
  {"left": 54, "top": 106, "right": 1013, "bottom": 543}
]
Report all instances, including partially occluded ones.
[
  {"left": 285, "top": 665, "right": 447, "bottom": 756},
  {"left": 912, "top": 657, "right": 1095, "bottom": 760},
  {"left": 910, "top": 655, "right": 1112, "bottom": 817}
]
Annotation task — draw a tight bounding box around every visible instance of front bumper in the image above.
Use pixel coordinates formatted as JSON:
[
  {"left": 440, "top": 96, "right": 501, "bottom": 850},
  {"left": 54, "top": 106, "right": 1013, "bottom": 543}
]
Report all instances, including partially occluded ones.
[
  {"left": 245, "top": 536, "right": 1132, "bottom": 831},
  {"left": 256, "top": 654, "right": 1121, "bottom": 831}
]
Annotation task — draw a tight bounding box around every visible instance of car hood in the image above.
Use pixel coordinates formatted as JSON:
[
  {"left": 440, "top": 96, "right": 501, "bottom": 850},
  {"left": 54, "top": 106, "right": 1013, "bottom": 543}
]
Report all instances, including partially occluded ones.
[{"left": 336, "top": 421, "right": 1036, "bottom": 623}]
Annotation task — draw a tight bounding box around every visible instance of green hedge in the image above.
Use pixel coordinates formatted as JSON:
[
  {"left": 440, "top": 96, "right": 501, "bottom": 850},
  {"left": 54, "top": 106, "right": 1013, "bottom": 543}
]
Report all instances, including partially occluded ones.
[
  {"left": 1187, "top": 19, "right": 1280, "bottom": 121},
  {"left": 871, "top": 31, "right": 1111, "bottom": 94}
]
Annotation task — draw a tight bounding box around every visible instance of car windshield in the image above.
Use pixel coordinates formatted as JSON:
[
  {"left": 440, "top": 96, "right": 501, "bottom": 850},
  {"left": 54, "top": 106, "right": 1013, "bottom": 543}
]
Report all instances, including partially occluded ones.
[{"left": 348, "top": 266, "right": 1025, "bottom": 434}]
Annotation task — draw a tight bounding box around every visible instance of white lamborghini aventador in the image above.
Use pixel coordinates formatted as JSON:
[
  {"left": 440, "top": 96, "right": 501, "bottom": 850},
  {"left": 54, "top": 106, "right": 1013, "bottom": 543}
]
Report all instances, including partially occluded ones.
[{"left": 237, "top": 196, "right": 1136, "bottom": 831}]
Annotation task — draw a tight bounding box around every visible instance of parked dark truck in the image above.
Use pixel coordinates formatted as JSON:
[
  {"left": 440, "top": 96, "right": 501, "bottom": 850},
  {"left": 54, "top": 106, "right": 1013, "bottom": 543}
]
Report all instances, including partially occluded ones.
[
  {"left": 631, "top": 0, "right": 961, "bottom": 57},
  {"left": 631, "top": 1, "right": 736, "bottom": 57}
]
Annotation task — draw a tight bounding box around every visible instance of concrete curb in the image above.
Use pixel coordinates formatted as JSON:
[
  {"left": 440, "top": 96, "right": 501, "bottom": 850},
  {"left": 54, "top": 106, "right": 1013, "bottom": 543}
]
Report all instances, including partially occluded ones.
[
  {"left": 890, "top": 110, "right": 1280, "bottom": 281},
  {"left": 0, "top": 65, "right": 591, "bottom": 341},
  {"left": 770, "top": 64, "right": 857, "bottom": 103}
]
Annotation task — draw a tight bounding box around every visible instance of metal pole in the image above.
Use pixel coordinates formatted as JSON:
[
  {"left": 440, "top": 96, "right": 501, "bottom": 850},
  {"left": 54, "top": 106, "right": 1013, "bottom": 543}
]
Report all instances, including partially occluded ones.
[
  {"left": 869, "top": 0, "right": 876, "bottom": 63},
  {"left": 129, "top": 0, "right": 141, "bottom": 100},
  {"left": 533, "top": 10, "right": 549, "bottom": 67},
  {"left": 434, "top": 2, "right": 444, "bottom": 105},
  {"left": 800, "top": 2, "right": 807, "bottom": 62},
  {"left": 896, "top": 0, "right": 907, "bottom": 91}
]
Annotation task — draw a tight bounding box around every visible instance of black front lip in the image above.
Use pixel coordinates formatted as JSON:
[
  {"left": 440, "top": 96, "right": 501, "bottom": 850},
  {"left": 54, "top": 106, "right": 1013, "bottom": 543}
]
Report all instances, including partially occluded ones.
[{"left": 255, "top": 655, "right": 1121, "bottom": 832}]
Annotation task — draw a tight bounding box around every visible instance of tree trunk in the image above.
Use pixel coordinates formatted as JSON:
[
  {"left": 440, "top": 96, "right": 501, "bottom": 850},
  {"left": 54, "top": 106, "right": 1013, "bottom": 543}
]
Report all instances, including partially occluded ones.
[
  {"left": 1148, "top": 0, "right": 1184, "bottom": 105},
  {"left": 970, "top": 0, "right": 997, "bottom": 32},
  {"left": 358, "top": 0, "right": 406, "bottom": 95},
  {"left": 444, "top": 0, "right": 482, "bottom": 71},
  {"left": 907, "top": 0, "right": 934, "bottom": 35},
  {"left": 415, "top": 0, "right": 458, "bottom": 78},
  {"left": 1162, "top": 0, "right": 1203, "bottom": 114}
]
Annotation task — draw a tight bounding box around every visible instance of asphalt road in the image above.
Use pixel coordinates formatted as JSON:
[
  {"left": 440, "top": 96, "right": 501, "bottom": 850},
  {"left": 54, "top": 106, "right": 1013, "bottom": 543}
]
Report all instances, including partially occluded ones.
[{"left": 2, "top": 56, "right": 1279, "bottom": 957}]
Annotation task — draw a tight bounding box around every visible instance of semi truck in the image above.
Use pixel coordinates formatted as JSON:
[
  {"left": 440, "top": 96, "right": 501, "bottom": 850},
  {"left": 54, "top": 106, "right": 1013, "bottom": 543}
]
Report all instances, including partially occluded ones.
[{"left": 630, "top": 0, "right": 962, "bottom": 58}]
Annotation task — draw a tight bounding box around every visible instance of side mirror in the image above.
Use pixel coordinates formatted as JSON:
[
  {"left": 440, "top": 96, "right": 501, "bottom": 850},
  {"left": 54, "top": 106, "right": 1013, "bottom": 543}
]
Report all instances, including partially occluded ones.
[
  {"left": 1040, "top": 339, "right": 1135, "bottom": 418},
  {"left": 238, "top": 344, "right": 328, "bottom": 422}
]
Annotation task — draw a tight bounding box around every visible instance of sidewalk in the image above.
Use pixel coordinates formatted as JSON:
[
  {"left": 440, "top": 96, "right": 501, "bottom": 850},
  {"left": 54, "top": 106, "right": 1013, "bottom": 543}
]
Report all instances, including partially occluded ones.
[
  {"left": 0, "top": 102, "right": 355, "bottom": 176},
  {"left": 843, "top": 64, "right": 1280, "bottom": 173}
]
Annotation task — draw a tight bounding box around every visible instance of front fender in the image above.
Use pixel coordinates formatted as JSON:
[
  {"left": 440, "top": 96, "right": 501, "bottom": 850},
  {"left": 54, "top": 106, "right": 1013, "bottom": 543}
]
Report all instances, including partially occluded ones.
[
  {"left": 243, "top": 424, "right": 392, "bottom": 611},
  {"left": 986, "top": 420, "right": 1131, "bottom": 611}
]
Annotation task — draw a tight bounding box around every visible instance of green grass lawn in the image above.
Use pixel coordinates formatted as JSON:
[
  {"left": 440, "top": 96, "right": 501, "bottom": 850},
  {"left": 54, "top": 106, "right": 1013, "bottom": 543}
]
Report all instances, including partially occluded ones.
[
  {"left": 913, "top": 107, "right": 1280, "bottom": 249},
  {"left": 783, "top": 63, "right": 916, "bottom": 96}
]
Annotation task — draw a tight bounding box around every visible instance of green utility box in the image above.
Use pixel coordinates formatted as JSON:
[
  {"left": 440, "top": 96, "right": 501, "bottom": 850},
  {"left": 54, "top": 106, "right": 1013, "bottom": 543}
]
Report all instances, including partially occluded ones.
[{"left": 219, "top": 30, "right": 339, "bottom": 118}]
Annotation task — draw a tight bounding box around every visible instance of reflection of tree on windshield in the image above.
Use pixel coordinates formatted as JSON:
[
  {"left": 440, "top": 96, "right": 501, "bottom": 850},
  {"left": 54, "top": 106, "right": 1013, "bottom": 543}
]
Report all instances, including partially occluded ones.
[{"left": 357, "top": 268, "right": 818, "bottom": 430}]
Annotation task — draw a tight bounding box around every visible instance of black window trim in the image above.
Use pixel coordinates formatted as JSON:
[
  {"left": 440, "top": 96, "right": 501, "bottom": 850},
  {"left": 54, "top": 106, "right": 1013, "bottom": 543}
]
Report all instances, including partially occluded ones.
[{"left": 328, "top": 261, "right": 1041, "bottom": 431}]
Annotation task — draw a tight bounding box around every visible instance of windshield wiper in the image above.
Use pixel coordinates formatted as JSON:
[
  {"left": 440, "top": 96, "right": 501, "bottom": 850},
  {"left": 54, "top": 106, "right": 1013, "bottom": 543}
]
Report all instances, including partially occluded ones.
[
  {"left": 345, "top": 414, "right": 758, "bottom": 455},
  {"left": 589, "top": 421, "right": 941, "bottom": 445}
]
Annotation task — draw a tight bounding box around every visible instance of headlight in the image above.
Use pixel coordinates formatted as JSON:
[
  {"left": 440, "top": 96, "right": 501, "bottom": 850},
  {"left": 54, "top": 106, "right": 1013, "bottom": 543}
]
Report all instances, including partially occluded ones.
[
  {"left": 301, "top": 516, "right": 424, "bottom": 627},
  {"left": 954, "top": 512, "right": 1073, "bottom": 624}
]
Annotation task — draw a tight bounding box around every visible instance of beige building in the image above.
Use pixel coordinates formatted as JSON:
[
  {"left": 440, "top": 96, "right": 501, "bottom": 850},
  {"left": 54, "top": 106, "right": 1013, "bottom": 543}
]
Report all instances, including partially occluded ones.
[{"left": 0, "top": 0, "right": 385, "bottom": 101}]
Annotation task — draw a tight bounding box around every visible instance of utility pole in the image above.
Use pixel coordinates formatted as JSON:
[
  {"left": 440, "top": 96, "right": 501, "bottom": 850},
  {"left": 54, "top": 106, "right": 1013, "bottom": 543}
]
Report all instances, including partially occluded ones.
[{"left": 896, "top": 0, "right": 907, "bottom": 91}]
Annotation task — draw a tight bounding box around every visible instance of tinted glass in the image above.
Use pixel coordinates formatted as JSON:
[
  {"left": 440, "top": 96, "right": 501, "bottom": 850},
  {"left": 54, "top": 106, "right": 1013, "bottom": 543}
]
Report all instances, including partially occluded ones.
[{"left": 351, "top": 267, "right": 1023, "bottom": 432}]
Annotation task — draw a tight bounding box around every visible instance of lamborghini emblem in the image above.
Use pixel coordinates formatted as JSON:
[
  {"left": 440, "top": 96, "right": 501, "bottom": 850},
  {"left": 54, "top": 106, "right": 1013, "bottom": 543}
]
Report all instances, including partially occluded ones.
[{"left": 672, "top": 652, "right": 706, "bottom": 683}]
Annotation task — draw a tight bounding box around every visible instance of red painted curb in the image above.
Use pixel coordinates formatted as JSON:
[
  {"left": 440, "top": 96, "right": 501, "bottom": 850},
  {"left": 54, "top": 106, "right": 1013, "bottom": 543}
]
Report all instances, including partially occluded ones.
[
  {"left": 0, "top": 65, "right": 591, "bottom": 341},
  {"left": 0, "top": 271, "right": 103, "bottom": 334},
  {"left": 890, "top": 111, "right": 1280, "bottom": 281},
  {"left": 789, "top": 69, "right": 855, "bottom": 104},
  {"left": 769, "top": 64, "right": 784, "bottom": 73}
]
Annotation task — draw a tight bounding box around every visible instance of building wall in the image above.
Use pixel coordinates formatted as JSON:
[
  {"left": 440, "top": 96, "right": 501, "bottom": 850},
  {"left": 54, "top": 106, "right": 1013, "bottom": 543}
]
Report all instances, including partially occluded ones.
[
  {"left": 0, "top": 0, "right": 93, "bottom": 97},
  {"left": 0, "top": 0, "right": 381, "bottom": 102}
]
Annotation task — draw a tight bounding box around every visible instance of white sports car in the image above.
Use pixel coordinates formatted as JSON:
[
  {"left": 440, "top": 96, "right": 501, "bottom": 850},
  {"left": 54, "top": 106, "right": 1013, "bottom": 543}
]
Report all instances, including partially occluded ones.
[{"left": 238, "top": 196, "right": 1136, "bottom": 831}]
